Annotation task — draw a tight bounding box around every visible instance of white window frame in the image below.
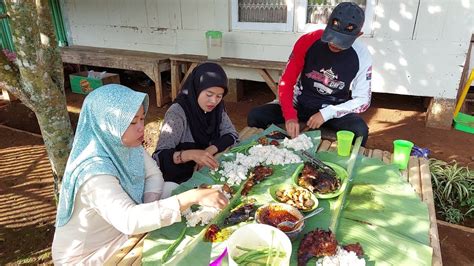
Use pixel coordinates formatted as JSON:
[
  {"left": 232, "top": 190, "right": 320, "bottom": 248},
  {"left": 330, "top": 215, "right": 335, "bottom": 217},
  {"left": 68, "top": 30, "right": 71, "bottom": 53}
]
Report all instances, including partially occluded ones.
[
  {"left": 295, "top": 0, "right": 377, "bottom": 36},
  {"left": 231, "top": 0, "right": 295, "bottom": 32}
]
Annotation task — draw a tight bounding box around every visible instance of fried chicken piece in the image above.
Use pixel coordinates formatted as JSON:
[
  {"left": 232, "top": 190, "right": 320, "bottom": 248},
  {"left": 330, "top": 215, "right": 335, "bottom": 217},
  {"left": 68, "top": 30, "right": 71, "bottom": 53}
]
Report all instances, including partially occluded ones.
[
  {"left": 257, "top": 136, "right": 269, "bottom": 145},
  {"left": 204, "top": 224, "right": 221, "bottom": 242},
  {"left": 253, "top": 165, "right": 273, "bottom": 182},
  {"left": 343, "top": 242, "right": 364, "bottom": 257},
  {"left": 298, "top": 163, "right": 340, "bottom": 194},
  {"left": 265, "top": 131, "right": 289, "bottom": 140},
  {"left": 297, "top": 229, "right": 338, "bottom": 266}
]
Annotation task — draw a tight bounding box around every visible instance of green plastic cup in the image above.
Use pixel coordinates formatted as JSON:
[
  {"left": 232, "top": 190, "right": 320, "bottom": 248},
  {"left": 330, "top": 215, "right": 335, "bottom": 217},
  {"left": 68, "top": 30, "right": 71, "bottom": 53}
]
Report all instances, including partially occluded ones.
[
  {"left": 392, "top": 140, "right": 414, "bottom": 170},
  {"left": 336, "top": 130, "right": 355, "bottom": 156}
]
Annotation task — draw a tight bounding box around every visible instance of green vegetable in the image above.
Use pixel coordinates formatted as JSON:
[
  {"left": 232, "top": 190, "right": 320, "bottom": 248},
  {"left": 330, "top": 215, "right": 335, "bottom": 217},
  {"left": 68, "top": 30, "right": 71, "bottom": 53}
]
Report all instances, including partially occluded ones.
[
  {"left": 229, "top": 141, "right": 257, "bottom": 154},
  {"left": 233, "top": 243, "right": 286, "bottom": 265}
]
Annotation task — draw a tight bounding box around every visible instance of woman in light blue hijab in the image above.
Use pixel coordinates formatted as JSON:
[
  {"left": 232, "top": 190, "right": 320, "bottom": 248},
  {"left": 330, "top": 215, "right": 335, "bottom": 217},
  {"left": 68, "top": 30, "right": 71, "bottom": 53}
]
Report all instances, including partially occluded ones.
[{"left": 52, "top": 84, "right": 228, "bottom": 265}]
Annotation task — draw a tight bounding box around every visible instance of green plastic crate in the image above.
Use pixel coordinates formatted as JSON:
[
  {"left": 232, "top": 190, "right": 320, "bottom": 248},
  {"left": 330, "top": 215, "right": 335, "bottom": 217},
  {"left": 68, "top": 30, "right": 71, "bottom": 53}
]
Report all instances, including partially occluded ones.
[
  {"left": 453, "top": 112, "right": 474, "bottom": 134},
  {"left": 69, "top": 71, "right": 120, "bottom": 94}
]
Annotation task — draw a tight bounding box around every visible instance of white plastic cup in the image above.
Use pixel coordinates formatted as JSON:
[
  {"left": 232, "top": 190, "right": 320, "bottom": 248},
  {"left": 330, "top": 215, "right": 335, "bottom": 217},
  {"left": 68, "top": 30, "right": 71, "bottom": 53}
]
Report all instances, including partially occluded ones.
[{"left": 227, "top": 223, "right": 292, "bottom": 266}]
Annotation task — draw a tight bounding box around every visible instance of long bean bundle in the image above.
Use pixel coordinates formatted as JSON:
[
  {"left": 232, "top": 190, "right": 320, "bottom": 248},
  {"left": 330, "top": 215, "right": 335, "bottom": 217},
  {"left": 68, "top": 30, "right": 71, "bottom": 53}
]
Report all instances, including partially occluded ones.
[{"left": 233, "top": 245, "right": 286, "bottom": 265}]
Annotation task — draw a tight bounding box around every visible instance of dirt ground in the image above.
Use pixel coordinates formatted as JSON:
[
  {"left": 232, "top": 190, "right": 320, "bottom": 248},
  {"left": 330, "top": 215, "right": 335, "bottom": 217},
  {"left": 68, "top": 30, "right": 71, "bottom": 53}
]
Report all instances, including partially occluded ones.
[{"left": 0, "top": 72, "right": 473, "bottom": 265}]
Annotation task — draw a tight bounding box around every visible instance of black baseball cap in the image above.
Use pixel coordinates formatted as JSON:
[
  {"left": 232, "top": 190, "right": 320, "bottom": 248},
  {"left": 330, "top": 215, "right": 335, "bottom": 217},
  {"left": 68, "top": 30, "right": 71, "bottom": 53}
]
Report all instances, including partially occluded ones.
[{"left": 321, "top": 2, "right": 365, "bottom": 50}]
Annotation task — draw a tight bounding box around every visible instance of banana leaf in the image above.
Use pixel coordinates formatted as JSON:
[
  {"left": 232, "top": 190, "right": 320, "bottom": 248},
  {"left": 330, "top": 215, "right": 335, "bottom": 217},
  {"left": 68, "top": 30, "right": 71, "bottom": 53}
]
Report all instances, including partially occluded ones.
[{"left": 143, "top": 128, "right": 433, "bottom": 265}]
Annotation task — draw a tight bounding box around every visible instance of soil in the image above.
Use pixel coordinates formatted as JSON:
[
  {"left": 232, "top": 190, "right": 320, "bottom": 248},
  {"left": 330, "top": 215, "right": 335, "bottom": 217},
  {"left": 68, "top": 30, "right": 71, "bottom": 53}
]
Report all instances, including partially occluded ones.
[{"left": 1, "top": 71, "right": 473, "bottom": 265}]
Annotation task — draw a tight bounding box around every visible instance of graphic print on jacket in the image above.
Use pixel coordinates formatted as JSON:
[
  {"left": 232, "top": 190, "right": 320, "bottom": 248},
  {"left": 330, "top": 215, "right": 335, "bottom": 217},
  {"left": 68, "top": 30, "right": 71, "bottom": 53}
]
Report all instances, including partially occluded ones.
[{"left": 295, "top": 39, "right": 359, "bottom": 112}]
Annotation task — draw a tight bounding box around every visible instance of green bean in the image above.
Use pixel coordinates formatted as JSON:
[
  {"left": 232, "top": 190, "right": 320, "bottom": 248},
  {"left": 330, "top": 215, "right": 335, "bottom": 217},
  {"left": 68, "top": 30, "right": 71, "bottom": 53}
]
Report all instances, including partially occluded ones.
[{"left": 233, "top": 247, "right": 286, "bottom": 265}]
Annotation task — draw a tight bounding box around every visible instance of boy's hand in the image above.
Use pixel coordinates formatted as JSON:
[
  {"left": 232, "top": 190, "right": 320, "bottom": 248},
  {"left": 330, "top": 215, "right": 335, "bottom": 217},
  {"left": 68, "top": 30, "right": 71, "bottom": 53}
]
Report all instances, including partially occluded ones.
[
  {"left": 307, "top": 112, "right": 324, "bottom": 129},
  {"left": 285, "top": 119, "right": 300, "bottom": 139}
]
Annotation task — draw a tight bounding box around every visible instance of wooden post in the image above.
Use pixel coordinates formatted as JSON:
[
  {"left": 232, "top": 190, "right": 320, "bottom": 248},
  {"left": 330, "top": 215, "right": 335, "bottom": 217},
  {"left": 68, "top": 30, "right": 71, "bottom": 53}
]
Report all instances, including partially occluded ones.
[
  {"left": 425, "top": 97, "right": 456, "bottom": 129},
  {"left": 227, "top": 78, "right": 244, "bottom": 102},
  {"left": 171, "top": 60, "right": 181, "bottom": 100}
]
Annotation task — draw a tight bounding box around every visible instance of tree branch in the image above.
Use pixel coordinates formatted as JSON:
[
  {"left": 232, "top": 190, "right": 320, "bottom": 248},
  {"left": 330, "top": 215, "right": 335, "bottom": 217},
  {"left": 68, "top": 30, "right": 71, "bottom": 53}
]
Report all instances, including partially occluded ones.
[{"left": 37, "top": 0, "right": 65, "bottom": 91}]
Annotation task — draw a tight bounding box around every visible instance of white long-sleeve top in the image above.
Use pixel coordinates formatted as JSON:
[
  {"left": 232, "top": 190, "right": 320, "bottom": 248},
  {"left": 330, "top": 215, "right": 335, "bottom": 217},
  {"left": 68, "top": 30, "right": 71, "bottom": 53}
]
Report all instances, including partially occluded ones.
[{"left": 52, "top": 151, "right": 181, "bottom": 265}]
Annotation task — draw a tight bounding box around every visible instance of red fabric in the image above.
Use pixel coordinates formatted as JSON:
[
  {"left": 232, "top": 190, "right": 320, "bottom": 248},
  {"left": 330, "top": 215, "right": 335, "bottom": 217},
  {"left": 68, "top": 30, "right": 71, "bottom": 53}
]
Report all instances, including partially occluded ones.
[{"left": 278, "top": 30, "right": 324, "bottom": 121}]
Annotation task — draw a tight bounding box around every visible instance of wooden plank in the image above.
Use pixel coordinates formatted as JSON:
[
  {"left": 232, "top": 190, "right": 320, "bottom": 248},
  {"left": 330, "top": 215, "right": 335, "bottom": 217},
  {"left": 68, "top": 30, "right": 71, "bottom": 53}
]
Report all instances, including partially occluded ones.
[
  {"left": 419, "top": 158, "right": 443, "bottom": 266},
  {"left": 104, "top": 234, "right": 144, "bottom": 265},
  {"left": 257, "top": 69, "right": 278, "bottom": 96},
  {"left": 238, "top": 126, "right": 252, "bottom": 140},
  {"left": 118, "top": 235, "right": 145, "bottom": 266},
  {"left": 365, "top": 149, "right": 373, "bottom": 158},
  {"left": 240, "top": 127, "right": 261, "bottom": 140},
  {"left": 382, "top": 151, "right": 391, "bottom": 164},
  {"left": 407, "top": 156, "right": 422, "bottom": 199},
  {"left": 318, "top": 140, "right": 332, "bottom": 152},
  {"left": 168, "top": 54, "right": 287, "bottom": 71},
  {"left": 328, "top": 141, "right": 337, "bottom": 152},
  {"left": 372, "top": 149, "right": 383, "bottom": 161},
  {"left": 358, "top": 146, "right": 366, "bottom": 156}
]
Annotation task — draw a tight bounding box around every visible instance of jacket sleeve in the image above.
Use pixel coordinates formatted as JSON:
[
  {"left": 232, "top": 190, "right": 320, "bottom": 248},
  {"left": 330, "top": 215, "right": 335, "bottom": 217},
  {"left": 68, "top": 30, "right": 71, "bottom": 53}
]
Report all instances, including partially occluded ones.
[
  {"left": 279, "top": 30, "right": 323, "bottom": 121},
  {"left": 319, "top": 43, "right": 372, "bottom": 121}
]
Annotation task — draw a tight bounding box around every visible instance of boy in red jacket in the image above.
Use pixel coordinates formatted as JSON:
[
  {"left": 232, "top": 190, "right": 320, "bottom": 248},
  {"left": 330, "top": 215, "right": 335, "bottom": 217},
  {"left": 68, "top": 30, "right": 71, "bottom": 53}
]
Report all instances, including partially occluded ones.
[{"left": 247, "top": 2, "right": 372, "bottom": 146}]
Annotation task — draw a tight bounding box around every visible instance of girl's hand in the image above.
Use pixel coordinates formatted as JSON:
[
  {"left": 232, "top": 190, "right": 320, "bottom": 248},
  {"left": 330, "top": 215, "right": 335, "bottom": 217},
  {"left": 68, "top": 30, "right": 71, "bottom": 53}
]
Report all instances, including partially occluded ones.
[
  {"left": 205, "top": 145, "right": 218, "bottom": 156},
  {"left": 183, "top": 150, "right": 219, "bottom": 170}
]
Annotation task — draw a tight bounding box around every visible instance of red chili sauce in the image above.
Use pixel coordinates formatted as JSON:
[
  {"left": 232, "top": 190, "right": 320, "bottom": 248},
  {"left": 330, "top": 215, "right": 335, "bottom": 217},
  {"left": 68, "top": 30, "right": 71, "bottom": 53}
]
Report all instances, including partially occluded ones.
[{"left": 259, "top": 207, "right": 298, "bottom": 232}]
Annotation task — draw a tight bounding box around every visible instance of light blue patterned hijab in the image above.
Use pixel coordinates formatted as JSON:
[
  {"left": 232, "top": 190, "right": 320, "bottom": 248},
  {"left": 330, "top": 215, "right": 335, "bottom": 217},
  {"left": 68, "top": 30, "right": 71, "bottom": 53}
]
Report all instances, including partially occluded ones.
[{"left": 56, "top": 84, "right": 149, "bottom": 227}]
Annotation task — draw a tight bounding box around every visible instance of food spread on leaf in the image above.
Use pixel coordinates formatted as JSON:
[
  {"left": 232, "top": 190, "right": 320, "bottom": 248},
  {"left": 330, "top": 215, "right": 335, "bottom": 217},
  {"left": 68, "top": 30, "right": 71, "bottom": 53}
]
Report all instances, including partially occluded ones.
[
  {"left": 282, "top": 134, "right": 314, "bottom": 151},
  {"left": 298, "top": 229, "right": 365, "bottom": 266},
  {"left": 275, "top": 186, "right": 316, "bottom": 211},
  {"left": 298, "top": 163, "right": 341, "bottom": 194}
]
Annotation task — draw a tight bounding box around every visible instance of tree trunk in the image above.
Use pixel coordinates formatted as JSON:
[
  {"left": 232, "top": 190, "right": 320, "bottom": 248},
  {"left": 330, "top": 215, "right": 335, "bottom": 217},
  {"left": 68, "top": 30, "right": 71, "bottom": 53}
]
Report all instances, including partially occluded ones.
[{"left": 0, "top": 0, "right": 74, "bottom": 199}]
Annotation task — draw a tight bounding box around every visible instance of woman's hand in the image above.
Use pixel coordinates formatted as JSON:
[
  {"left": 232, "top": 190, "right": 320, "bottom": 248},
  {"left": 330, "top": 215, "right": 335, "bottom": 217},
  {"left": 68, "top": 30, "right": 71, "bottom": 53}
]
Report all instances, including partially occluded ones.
[
  {"left": 183, "top": 149, "right": 219, "bottom": 170},
  {"left": 176, "top": 188, "right": 229, "bottom": 212}
]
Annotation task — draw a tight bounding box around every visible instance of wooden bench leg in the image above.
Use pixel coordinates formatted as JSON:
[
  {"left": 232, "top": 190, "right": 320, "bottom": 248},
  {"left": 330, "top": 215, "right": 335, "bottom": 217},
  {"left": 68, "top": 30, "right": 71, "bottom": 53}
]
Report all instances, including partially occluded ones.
[
  {"left": 143, "top": 63, "right": 171, "bottom": 108},
  {"left": 171, "top": 60, "right": 181, "bottom": 100},
  {"left": 257, "top": 69, "right": 278, "bottom": 97},
  {"left": 176, "top": 63, "right": 198, "bottom": 96},
  {"left": 227, "top": 79, "right": 244, "bottom": 102}
]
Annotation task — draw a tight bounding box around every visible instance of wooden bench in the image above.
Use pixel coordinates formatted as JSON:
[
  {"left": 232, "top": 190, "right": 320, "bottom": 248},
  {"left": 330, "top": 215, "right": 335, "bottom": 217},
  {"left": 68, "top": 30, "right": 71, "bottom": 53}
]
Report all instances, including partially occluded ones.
[
  {"left": 169, "top": 55, "right": 287, "bottom": 101},
  {"left": 106, "top": 127, "right": 442, "bottom": 265},
  {"left": 61, "top": 45, "right": 171, "bottom": 107}
]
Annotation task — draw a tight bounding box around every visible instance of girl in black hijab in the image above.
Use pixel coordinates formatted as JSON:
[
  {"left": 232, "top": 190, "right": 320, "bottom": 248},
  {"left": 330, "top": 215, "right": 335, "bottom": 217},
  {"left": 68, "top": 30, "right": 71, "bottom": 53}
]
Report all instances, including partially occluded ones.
[{"left": 152, "top": 63, "right": 239, "bottom": 183}]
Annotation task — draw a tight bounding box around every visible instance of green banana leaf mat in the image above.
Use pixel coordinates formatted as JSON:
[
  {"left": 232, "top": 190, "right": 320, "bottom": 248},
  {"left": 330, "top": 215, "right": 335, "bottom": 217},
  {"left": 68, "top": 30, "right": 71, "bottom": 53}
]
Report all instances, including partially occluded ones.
[{"left": 142, "top": 125, "right": 432, "bottom": 265}]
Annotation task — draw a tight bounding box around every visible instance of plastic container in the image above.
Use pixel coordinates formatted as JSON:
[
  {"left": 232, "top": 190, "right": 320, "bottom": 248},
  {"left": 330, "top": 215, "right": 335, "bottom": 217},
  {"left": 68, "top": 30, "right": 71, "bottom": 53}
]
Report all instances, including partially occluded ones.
[
  {"left": 205, "top": 30, "right": 222, "bottom": 60},
  {"left": 392, "top": 140, "right": 414, "bottom": 170},
  {"left": 453, "top": 112, "right": 474, "bottom": 134},
  {"left": 336, "top": 130, "right": 355, "bottom": 156},
  {"left": 227, "top": 223, "right": 292, "bottom": 266}
]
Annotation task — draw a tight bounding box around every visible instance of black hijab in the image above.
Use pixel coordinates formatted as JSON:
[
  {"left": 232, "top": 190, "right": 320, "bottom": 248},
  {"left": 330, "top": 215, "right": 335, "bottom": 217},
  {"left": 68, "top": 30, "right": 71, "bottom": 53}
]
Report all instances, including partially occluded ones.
[{"left": 175, "top": 62, "right": 228, "bottom": 148}]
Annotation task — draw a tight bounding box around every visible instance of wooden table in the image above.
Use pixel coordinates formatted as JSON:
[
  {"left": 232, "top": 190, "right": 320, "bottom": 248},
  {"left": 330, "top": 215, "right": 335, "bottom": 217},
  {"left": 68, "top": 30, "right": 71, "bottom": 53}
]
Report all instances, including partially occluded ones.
[
  {"left": 61, "top": 45, "right": 171, "bottom": 107},
  {"left": 169, "top": 55, "right": 287, "bottom": 102},
  {"left": 106, "top": 127, "right": 442, "bottom": 266}
]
